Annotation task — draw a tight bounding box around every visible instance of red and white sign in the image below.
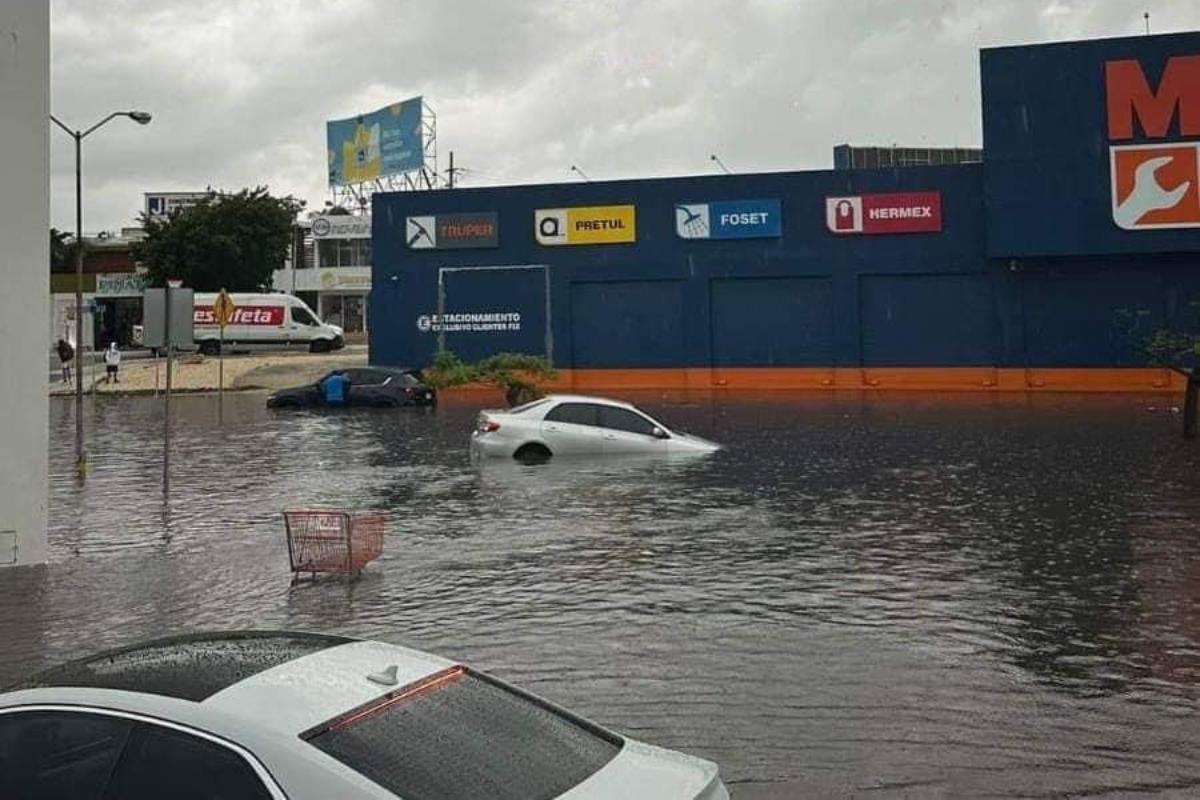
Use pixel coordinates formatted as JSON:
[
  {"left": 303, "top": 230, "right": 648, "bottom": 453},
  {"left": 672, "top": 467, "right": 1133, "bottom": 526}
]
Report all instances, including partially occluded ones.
[
  {"left": 825, "top": 192, "right": 942, "bottom": 235},
  {"left": 194, "top": 306, "right": 284, "bottom": 326},
  {"left": 1105, "top": 55, "right": 1200, "bottom": 230}
]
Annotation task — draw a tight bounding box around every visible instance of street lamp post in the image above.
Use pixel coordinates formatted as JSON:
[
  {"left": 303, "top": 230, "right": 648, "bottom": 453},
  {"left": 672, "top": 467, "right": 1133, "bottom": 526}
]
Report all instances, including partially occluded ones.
[{"left": 49, "top": 110, "right": 152, "bottom": 478}]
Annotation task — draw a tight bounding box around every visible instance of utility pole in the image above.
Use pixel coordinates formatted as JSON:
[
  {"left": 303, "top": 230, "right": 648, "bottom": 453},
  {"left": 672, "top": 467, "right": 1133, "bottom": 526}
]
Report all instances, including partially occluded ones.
[
  {"left": 1144, "top": 11, "right": 1150, "bottom": 35},
  {"left": 50, "top": 109, "right": 152, "bottom": 479},
  {"left": 162, "top": 281, "right": 175, "bottom": 495},
  {"left": 447, "top": 150, "right": 457, "bottom": 189}
]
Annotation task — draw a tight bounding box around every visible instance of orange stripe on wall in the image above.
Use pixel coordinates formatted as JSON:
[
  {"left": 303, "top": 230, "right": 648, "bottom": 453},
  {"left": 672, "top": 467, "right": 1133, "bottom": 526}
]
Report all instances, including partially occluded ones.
[
  {"left": 548, "top": 367, "right": 1186, "bottom": 393},
  {"left": 435, "top": 367, "right": 1187, "bottom": 400}
]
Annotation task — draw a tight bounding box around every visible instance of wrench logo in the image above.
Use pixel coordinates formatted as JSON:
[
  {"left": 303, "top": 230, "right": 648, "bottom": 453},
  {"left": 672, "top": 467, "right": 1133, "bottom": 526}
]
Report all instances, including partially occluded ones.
[{"left": 1111, "top": 143, "right": 1200, "bottom": 230}]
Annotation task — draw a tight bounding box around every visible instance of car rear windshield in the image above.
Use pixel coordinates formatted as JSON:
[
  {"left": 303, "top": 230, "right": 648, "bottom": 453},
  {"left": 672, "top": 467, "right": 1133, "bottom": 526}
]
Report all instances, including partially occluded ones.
[
  {"left": 507, "top": 398, "right": 549, "bottom": 414},
  {"left": 304, "top": 667, "right": 621, "bottom": 800}
]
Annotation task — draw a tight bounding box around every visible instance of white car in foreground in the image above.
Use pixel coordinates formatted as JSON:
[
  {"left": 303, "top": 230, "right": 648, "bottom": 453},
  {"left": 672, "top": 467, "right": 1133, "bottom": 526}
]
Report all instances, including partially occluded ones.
[
  {"left": 470, "top": 394, "right": 721, "bottom": 462},
  {"left": 0, "top": 631, "right": 728, "bottom": 799}
]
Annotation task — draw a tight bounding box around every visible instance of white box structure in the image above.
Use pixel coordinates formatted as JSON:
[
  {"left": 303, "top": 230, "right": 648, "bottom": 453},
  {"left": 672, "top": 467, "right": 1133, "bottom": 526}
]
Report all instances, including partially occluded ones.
[{"left": 0, "top": 2, "right": 49, "bottom": 566}]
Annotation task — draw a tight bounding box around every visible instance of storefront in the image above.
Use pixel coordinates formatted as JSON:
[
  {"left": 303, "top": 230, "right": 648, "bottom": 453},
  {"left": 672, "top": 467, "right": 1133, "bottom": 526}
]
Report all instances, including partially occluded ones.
[
  {"left": 93, "top": 272, "right": 149, "bottom": 348},
  {"left": 369, "top": 31, "right": 1200, "bottom": 393},
  {"left": 275, "top": 214, "right": 372, "bottom": 340}
]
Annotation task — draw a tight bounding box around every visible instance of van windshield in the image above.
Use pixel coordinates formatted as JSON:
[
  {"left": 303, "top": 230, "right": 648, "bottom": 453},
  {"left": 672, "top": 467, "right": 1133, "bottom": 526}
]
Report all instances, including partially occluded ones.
[{"left": 291, "top": 307, "right": 318, "bottom": 326}]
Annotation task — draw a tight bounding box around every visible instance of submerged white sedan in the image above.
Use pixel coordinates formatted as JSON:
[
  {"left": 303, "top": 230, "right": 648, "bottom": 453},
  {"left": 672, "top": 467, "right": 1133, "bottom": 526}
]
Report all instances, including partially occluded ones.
[
  {"left": 0, "top": 631, "right": 729, "bottom": 799},
  {"left": 470, "top": 394, "right": 721, "bottom": 462}
]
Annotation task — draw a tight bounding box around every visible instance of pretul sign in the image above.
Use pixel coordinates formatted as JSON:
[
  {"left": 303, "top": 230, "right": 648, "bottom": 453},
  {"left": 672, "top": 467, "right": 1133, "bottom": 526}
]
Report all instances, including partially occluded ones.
[
  {"left": 675, "top": 199, "right": 781, "bottom": 240},
  {"left": 535, "top": 205, "right": 636, "bottom": 245},
  {"left": 825, "top": 192, "right": 942, "bottom": 235},
  {"left": 406, "top": 212, "right": 499, "bottom": 249},
  {"left": 1106, "top": 54, "right": 1200, "bottom": 230}
]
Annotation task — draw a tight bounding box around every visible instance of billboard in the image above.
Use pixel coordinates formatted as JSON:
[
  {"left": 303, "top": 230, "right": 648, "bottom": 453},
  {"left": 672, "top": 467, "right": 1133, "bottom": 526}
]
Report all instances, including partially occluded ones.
[
  {"left": 145, "top": 192, "right": 209, "bottom": 220},
  {"left": 327, "top": 96, "right": 424, "bottom": 186}
]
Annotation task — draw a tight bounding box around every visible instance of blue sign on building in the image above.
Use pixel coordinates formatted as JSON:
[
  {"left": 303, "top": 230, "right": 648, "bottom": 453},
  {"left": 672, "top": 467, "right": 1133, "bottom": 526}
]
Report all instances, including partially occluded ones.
[{"left": 675, "top": 198, "right": 782, "bottom": 240}]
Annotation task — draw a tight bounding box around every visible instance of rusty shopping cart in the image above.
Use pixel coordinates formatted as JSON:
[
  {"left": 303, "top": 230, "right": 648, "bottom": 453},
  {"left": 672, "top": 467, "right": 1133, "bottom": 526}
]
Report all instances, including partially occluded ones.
[{"left": 283, "top": 510, "right": 385, "bottom": 582}]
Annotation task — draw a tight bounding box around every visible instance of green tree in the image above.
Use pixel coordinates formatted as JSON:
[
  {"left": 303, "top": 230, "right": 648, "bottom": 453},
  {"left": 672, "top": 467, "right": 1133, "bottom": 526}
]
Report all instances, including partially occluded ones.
[
  {"left": 133, "top": 187, "right": 304, "bottom": 291},
  {"left": 49, "top": 227, "right": 80, "bottom": 273}
]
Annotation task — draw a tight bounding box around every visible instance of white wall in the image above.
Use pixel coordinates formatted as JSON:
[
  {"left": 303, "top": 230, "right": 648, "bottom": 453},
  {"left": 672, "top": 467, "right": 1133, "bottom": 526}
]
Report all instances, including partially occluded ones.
[{"left": 0, "top": 2, "right": 49, "bottom": 566}]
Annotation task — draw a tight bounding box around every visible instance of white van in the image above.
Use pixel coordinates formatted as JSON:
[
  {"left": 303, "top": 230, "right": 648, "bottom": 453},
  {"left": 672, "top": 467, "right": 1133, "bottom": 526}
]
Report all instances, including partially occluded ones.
[{"left": 192, "top": 292, "right": 344, "bottom": 354}]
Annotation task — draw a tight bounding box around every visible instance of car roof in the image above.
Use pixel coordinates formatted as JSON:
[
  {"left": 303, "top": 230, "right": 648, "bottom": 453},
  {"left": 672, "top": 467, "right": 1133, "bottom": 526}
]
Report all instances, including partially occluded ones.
[
  {"left": 538, "top": 394, "right": 638, "bottom": 410},
  {"left": 8, "top": 631, "right": 351, "bottom": 702},
  {"left": 3, "top": 632, "right": 455, "bottom": 736},
  {"left": 363, "top": 365, "right": 422, "bottom": 375}
]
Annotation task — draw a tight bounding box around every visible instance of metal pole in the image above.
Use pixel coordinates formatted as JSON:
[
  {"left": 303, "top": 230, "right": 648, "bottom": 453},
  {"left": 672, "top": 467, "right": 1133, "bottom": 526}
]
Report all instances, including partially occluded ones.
[
  {"left": 218, "top": 324, "right": 224, "bottom": 423},
  {"left": 1184, "top": 373, "right": 1198, "bottom": 440},
  {"left": 163, "top": 285, "right": 173, "bottom": 494},
  {"left": 73, "top": 131, "right": 86, "bottom": 478}
]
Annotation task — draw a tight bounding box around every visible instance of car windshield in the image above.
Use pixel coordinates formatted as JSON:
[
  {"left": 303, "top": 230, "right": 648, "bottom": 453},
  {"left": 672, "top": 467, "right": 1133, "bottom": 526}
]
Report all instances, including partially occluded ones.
[{"left": 304, "top": 667, "right": 620, "bottom": 800}]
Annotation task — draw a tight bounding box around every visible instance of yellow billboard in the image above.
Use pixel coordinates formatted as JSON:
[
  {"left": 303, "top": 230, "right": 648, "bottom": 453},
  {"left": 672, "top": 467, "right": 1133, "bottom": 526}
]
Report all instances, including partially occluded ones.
[{"left": 535, "top": 205, "right": 636, "bottom": 245}]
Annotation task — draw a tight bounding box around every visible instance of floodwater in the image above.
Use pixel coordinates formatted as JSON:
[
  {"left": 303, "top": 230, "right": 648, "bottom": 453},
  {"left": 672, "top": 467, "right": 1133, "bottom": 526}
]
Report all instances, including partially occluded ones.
[{"left": 3, "top": 391, "right": 1200, "bottom": 797}]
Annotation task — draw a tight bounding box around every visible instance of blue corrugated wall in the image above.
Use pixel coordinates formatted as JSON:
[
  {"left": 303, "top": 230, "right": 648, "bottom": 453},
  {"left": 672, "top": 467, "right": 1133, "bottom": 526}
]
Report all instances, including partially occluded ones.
[{"left": 371, "top": 164, "right": 1197, "bottom": 371}]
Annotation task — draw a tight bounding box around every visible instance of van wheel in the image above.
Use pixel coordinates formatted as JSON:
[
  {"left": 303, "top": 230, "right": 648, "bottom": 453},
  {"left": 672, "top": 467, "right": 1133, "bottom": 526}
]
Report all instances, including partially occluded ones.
[
  {"left": 310, "top": 340, "right": 331, "bottom": 353},
  {"left": 199, "top": 340, "right": 221, "bottom": 356},
  {"left": 513, "top": 443, "right": 552, "bottom": 464}
]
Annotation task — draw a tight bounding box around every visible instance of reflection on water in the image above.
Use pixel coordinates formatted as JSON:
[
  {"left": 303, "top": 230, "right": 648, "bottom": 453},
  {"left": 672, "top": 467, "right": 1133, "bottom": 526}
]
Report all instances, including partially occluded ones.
[{"left": 2, "top": 391, "right": 1200, "bottom": 795}]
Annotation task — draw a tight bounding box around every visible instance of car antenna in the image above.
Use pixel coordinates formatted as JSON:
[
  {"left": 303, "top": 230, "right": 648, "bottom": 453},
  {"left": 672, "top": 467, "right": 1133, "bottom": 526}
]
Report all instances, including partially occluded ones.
[{"left": 367, "top": 664, "right": 399, "bottom": 686}]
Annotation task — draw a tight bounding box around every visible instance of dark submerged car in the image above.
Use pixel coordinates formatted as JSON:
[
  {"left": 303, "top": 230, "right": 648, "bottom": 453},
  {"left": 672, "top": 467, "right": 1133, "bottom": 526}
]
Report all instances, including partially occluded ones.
[{"left": 267, "top": 367, "right": 436, "bottom": 409}]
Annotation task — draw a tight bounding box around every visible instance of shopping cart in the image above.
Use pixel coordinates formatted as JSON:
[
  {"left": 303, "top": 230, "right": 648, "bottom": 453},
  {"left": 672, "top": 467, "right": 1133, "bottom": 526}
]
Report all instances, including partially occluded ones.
[{"left": 282, "top": 510, "right": 385, "bottom": 582}]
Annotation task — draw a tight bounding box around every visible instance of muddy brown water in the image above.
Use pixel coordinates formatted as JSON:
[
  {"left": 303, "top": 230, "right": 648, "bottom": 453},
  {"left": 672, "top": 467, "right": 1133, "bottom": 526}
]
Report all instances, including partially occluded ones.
[{"left": 3, "top": 392, "right": 1200, "bottom": 797}]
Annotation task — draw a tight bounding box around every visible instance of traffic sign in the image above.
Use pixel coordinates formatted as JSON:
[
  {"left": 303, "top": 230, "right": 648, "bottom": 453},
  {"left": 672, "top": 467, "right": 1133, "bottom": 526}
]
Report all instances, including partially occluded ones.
[{"left": 213, "top": 289, "right": 236, "bottom": 328}]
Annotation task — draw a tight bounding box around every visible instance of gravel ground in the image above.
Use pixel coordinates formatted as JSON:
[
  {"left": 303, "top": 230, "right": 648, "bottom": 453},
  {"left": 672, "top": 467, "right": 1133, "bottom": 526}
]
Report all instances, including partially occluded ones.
[{"left": 49, "top": 349, "right": 368, "bottom": 396}]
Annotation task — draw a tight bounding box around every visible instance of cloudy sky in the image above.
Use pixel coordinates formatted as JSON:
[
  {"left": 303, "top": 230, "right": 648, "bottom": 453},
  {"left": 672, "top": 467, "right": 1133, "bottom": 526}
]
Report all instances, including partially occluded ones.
[{"left": 50, "top": 0, "right": 1198, "bottom": 233}]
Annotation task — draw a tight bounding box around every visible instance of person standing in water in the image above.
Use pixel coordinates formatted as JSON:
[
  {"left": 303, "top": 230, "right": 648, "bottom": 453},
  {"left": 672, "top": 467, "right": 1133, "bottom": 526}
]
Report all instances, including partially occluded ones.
[
  {"left": 56, "top": 338, "right": 74, "bottom": 384},
  {"left": 103, "top": 342, "right": 121, "bottom": 384}
]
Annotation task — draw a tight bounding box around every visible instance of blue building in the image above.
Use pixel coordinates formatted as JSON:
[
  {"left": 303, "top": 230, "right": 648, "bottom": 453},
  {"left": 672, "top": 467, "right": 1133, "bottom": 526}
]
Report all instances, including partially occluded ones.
[{"left": 371, "top": 31, "right": 1200, "bottom": 393}]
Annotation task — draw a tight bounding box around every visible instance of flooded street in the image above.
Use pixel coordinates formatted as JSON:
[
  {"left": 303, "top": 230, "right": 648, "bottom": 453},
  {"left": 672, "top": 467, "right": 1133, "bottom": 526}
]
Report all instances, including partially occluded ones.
[{"left": 4, "top": 391, "right": 1200, "bottom": 796}]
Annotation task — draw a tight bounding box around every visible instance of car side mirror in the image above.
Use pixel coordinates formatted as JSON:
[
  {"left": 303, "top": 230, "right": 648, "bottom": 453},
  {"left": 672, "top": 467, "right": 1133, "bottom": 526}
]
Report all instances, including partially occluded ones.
[{"left": 652, "top": 427, "right": 669, "bottom": 439}]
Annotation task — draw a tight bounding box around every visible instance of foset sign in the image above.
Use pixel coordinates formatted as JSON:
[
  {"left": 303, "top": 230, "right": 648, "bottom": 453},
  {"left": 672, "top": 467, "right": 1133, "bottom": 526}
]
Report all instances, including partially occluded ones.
[
  {"left": 194, "top": 306, "right": 284, "bottom": 326},
  {"left": 825, "top": 192, "right": 942, "bottom": 235},
  {"left": 1106, "top": 54, "right": 1200, "bottom": 230}
]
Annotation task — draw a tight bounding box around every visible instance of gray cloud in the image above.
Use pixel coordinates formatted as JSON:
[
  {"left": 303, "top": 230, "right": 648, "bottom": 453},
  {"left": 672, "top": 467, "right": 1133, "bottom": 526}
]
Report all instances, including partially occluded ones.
[{"left": 50, "top": 0, "right": 1199, "bottom": 232}]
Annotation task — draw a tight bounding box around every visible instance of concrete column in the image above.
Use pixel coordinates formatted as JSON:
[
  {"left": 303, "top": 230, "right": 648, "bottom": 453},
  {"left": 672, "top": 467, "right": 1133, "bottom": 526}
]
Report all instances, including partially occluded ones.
[{"left": 0, "top": 2, "right": 50, "bottom": 567}]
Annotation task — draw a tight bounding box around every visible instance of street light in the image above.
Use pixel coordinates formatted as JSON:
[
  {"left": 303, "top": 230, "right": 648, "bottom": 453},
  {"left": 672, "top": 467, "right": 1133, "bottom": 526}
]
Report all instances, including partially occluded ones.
[{"left": 49, "top": 110, "right": 152, "bottom": 478}]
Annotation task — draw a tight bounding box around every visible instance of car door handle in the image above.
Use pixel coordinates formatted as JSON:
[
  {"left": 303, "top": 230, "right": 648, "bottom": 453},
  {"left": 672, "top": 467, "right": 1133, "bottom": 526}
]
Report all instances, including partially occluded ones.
[
  {"left": 545, "top": 424, "right": 560, "bottom": 432},
  {"left": 603, "top": 433, "right": 616, "bottom": 440}
]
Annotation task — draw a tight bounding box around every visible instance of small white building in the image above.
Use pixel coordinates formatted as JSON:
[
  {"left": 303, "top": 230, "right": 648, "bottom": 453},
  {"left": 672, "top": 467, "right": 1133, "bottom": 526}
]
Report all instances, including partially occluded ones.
[{"left": 273, "top": 214, "right": 371, "bottom": 340}]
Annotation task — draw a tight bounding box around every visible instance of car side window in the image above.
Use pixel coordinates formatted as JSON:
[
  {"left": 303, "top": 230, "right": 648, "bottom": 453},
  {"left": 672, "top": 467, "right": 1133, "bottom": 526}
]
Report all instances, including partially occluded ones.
[
  {"left": 598, "top": 406, "right": 659, "bottom": 436},
  {"left": 290, "top": 306, "right": 316, "bottom": 326},
  {"left": 345, "top": 369, "right": 384, "bottom": 385},
  {"left": 102, "top": 723, "right": 272, "bottom": 800},
  {"left": 0, "top": 710, "right": 133, "bottom": 800},
  {"left": 544, "top": 402, "right": 599, "bottom": 426}
]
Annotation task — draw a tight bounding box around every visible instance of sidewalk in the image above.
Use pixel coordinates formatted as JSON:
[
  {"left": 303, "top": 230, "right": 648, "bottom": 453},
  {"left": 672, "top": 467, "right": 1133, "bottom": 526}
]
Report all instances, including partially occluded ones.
[{"left": 49, "top": 349, "right": 368, "bottom": 396}]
